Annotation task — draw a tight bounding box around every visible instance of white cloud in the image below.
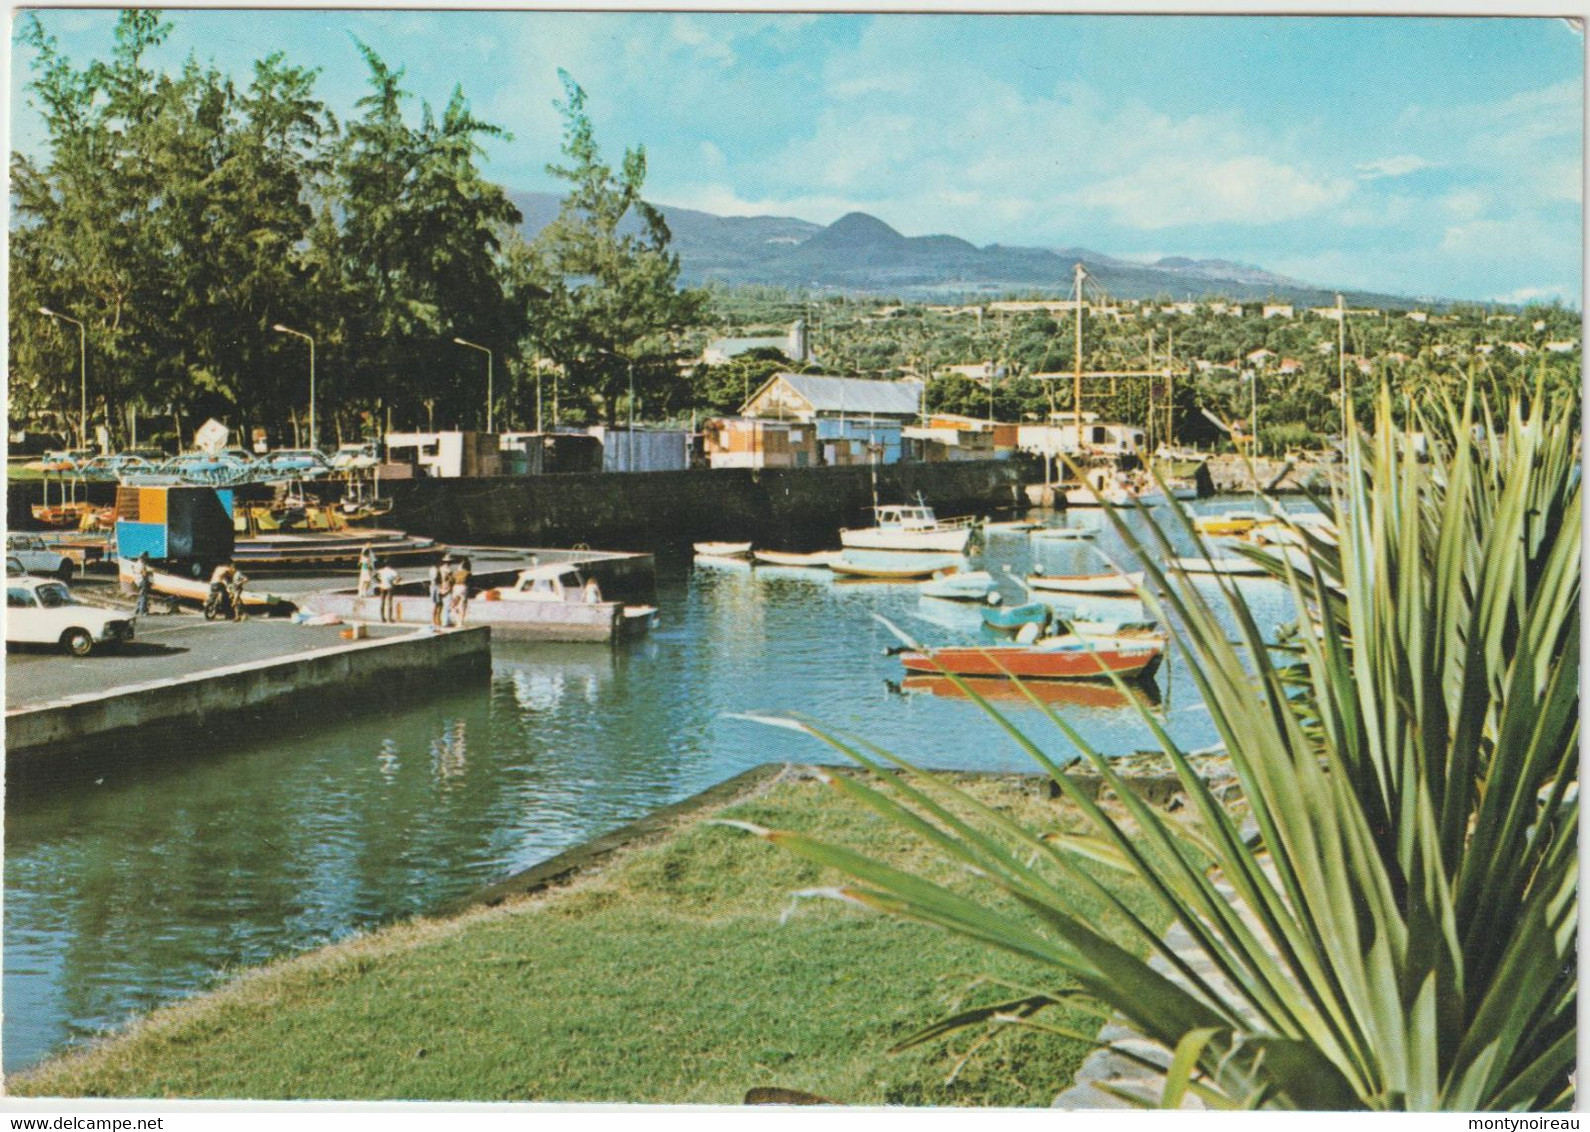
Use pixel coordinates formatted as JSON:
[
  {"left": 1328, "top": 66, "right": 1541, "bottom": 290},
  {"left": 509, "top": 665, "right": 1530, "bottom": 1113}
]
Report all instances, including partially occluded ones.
[
  {"left": 1073, "top": 156, "right": 1352, "bottom": 230},
  {"left": 1355, "top": 155, "right": 1434, "bottom": 179}
]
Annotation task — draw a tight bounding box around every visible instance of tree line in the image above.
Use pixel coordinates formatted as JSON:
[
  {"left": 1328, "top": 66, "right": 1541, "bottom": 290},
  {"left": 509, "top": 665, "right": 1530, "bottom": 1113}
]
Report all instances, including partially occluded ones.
[{"left": 9, "top": 10, "right": 703, "bottom": 450}]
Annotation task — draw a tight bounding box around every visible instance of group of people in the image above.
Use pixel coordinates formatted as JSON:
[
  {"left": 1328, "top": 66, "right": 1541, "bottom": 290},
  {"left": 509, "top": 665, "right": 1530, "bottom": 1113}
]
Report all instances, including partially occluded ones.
[
  {"left": 206, "top": 560, "right": 249, "bottom": 620},
  {"left": 356, "top": 546, "right": 472, "bottom": 627}
]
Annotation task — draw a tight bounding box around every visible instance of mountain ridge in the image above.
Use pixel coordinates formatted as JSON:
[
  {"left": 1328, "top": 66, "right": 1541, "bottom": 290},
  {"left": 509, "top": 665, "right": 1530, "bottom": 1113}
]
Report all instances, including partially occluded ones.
[{"left": 508, "top": 190, "right": 1414, "bottom": 308}]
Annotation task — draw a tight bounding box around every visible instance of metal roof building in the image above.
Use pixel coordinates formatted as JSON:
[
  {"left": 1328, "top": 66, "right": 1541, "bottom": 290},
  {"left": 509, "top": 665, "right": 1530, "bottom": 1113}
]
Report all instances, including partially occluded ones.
[{"left": 740, "top": 372, "right": 922, "bottom": 422}]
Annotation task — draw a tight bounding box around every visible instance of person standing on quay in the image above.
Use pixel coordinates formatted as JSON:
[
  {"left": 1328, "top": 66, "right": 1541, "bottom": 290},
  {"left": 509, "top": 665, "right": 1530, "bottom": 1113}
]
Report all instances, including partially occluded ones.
[
  {"left": 132, "top": 552, "right": 153, "bottom": 616},
  {"left": 450, "top": 556, "right": 472, "bottom": 628},
  {"left": 228, "top": 566, "right": 249, "bottom": 621},
  {"left": 429, "top": 558, "right": 448, "bottom": 628},
  {"left": 357, "top": 545, "right": 375, "bottom": 598},
  {"left": 376, "top": 560, "right": 400, "bottom": 623}
]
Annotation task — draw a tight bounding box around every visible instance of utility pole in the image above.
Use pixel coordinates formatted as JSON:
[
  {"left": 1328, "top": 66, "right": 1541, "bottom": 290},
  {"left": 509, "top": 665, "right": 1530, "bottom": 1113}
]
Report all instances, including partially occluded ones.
[
  {"left": 1072, "top": 262, "right": 1085, "bottom": 446},
  {"left": 1336, "top": 292, "right": 1347, "bottom": 437}
]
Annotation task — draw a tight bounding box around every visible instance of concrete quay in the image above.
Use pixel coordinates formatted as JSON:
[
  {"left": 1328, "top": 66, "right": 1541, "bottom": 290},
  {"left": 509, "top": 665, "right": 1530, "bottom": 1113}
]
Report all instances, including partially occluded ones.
[{"left": 5, "top": 615, "right": 491, "bottom": 775}]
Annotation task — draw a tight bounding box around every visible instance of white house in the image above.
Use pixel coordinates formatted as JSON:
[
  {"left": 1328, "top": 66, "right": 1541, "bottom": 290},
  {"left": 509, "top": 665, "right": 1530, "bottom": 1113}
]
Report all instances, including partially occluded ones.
[{"left": 702, "top": 320, "right": 809, "bottom": 366}]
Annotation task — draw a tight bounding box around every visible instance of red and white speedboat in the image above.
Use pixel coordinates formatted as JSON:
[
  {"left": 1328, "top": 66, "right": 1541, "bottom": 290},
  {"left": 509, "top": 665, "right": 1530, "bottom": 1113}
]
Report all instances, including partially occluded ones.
[{"left": 899, "top": 634, "right": 1163, "bottom": 682}]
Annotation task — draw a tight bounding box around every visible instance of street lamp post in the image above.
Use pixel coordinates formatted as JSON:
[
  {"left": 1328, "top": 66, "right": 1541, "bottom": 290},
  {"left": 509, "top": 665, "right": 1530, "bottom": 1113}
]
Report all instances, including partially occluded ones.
[
  {"left": 38, "top": 307, "right": 87, "bottom": 449},
  {"left": 271, "top": 324, "right": 316, "bottom": 449},
  {"left": 451, "top": 337, "right": 494, "bottom": 433}
]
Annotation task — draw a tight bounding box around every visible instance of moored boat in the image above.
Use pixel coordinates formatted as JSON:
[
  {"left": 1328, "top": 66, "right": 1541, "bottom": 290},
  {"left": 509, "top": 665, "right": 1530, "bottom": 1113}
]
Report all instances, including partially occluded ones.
[
  {"left": 900, "top": 673, "right": 1155, "bottom": 708},
  {"left": 1168, "top": 555, "right": 1268, "bottom": 576},
  {"left": 751, "top": 549, "right": 842, "bottom": 568},
  {"left": 899, "top": 635, "right": 1163, "bottom": 682},
  {"left": 981, "top": 601, "right": 1052, "bottom": 633},
  {"left": 830, "top": 549, "right": 966, "bottom": 580},
  {"left": 1025, "top": 570, "right": 1145, "bottom": 596},
  {"left": 920, "top": 570, "right": 995, "bottom": 601},
  {"left": 1032, "top": 526, "right": 1097, "bottom": 541},
  {"left": 983, "top": 517, "right": 1043, "bottom": 534},
  {"left": 694, "top": 541, "right": 753, "bottom": 559},
  {"left": 840, "top": 503, "right": 977, "bottom": 553},
  {"left": 1192, "top": 510, "right": 1263, "bottom": 537}
]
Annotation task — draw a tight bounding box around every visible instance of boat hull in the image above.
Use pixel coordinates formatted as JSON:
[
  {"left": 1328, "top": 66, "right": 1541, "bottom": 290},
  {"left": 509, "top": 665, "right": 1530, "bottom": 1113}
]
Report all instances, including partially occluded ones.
[
  {"left": 694, "top": 541, "right": 752, "bottom": 558},
  {"left": 901, "top": 643, "right": 1162, "bottom": 682},
  {"left": 840, "top": 527, "right": 972, "bottom": 553},
  {"left": 1026, "top": 571, "right": 1144, "bottom": 595},
  {"left": 831, "top": 551, "right": 965, "bottom": 580},
  {"left": 119, "top": 563, "right": 292, "bottom": 611},
  {"left": 751, "top": 549, "right": 841, "bottom": 568},
  {"left": 920, "top": 570, "right": 995, "bottom": 600},
  {"left": 1169, "top": 556, "right": 1268, "bottom": 576},
  {"left": 981, "top": 601, "right": 1051, "bottom": 631}
]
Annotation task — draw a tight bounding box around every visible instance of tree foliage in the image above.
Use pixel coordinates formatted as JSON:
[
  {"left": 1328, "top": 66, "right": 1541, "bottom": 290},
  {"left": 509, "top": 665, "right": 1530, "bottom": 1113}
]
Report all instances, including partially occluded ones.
[{"left": 526, "top": 72, "right": 706, "bottom": 425}]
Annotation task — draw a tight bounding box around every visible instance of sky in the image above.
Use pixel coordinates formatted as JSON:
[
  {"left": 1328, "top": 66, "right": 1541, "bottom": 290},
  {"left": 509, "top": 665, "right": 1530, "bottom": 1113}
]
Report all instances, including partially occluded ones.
[{"left": 8, "top": 7, "right": 1585, "bottom": 304}]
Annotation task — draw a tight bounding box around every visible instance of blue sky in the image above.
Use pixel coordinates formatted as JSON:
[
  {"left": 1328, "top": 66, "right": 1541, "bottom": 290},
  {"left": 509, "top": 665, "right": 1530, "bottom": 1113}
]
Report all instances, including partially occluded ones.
[{"left": 10, "top": 8, "right": 1584, "bottom": 304}]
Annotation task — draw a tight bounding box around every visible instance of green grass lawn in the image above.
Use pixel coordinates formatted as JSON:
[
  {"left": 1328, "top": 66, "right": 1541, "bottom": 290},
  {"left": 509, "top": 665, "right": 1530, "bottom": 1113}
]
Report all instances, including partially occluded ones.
[{"left": 11, "top": 771, "right": 1170, "bottom": 1104}]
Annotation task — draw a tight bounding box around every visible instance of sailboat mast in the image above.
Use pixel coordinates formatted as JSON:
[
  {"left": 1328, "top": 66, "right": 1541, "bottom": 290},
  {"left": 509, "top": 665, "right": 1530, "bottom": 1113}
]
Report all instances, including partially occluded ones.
[{"left": 1072, "top": 262, "right": 1084, "bottom": 444}]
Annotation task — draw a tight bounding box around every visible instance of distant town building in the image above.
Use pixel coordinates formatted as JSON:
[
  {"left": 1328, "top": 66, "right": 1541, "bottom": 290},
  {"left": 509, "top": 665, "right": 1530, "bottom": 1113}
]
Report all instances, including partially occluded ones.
[
  {"left": 586, "top": 426, "right": 693, "bottom": 473},
  {"left": 1406, "top": 310, "right": 1429, "bottom": 323},
  {"left": 740, "top": 372, "right": 922, "bottom": 465},
  {"left": 1278, "top": 358, "right": 1304, "bottom": 375},
  {"left": 1246, "top": 348, "right": 1276, "bottom": 367},
  {"left": 941, "top": 362, "right": 1001, "bottom": 381},
  {"left": 1262, "top": 303, "right": 1294, "bottom": 319},
  {"left": 702, "top": 418, "right": 819, "bottom": 469},
  {"left": 384, "top": 431, "right": 501, "bottom": 478},
  {"left": 1504, "top": 341, "right": 1532, "bottom": 357},
  {"left": 1544, "top": 340, "right": 1579, "bottom": 353},
  {"left": 904, "top": 413, "right": 1017, "bottom": 462},
  {"left": 701, "top": 320, "right": 809, "bottom": 366},
  {"left": 1018, "top": 412, "right": 1145, "bottom": 458}
]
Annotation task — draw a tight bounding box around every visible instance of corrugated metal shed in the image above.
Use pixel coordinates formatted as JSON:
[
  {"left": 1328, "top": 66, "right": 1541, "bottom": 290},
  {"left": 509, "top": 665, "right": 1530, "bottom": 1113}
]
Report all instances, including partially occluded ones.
[{"left": 748, "top": 373, "right": 921, "bottom": 419}]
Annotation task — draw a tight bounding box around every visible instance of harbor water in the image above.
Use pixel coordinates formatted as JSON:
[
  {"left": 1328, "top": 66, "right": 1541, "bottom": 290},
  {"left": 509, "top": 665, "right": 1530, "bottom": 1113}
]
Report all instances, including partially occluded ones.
[{"left": 4, "top": 498, "right": 1310, "bottom": 1073}]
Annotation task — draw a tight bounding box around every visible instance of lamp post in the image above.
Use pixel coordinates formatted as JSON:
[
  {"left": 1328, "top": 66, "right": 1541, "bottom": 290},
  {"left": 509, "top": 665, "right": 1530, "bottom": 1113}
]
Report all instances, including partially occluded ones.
[
  {"left": 38, "top": 307, "right": 86, "bottom": 448},
  {"left": 271, "top": 324, "right": 316, "bottom": 449},
  {"left": 451, "top": 337, "right": 494, "bottom": 433}
]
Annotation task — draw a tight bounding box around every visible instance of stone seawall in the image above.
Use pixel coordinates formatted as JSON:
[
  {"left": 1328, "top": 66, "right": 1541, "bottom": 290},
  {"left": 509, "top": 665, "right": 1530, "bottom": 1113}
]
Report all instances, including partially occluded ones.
[
  {"left": 8, "top": 462, "right": 1026, "bottom": 550},
  {"left": 6, "top": 626, "right": 491, "bottom": 774},
  {"left": 379, "top": 460, "right": 1027, "bottom": 552}
]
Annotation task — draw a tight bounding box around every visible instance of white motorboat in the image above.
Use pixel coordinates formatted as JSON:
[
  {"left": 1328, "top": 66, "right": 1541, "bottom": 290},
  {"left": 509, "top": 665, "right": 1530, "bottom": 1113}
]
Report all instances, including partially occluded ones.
[
  {"left": 920, "top": 570, "right": 996, "bottom": 601},
  {"left": 840, "top": 503, "right": 977, "bottom": 553}
]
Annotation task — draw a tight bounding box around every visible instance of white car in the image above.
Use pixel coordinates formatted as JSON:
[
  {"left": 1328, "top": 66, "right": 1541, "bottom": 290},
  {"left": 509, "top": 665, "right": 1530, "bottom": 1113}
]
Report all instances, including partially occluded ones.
[
  {"left": 6, "top": 576, "right": 135, "bottom": 656},
  {"left": 6, "top": 534, "right": 75, "bottom": 581}
]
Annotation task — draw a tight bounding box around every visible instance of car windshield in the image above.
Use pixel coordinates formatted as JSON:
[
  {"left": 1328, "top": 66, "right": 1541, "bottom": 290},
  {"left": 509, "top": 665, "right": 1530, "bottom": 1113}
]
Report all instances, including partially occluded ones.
[{"left": 34, "top": 583, "right": 75, "bottom": 608}]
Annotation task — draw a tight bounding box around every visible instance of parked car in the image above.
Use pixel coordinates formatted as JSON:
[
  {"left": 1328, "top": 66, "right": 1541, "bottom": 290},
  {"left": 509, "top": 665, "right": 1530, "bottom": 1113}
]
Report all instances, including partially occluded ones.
[
  {"left": 6, "top": 555, "right": 26, "bottom": 576},
  {"left": 6, "top": 576, "right": 135, "bottom": 656},
  {"left": 6, "top": 534, "right": 75, "bottom": 580}
]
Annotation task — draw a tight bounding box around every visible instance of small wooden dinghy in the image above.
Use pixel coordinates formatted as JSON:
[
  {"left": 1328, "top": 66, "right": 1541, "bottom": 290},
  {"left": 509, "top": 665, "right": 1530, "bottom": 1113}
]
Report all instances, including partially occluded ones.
[
  {"left": 830, "top": 550, "right": 965, "bottom": 580},
  {"left": 694, "top": 541, "right": 753, "bottom": 558},
  {"left": 1168, "top": 556, "right": 1268, "bottom": 576},
  {"left": 751, "top": 549, "right": 842, "bottom": 568},
  {"left": 1025, "top": 570, "right": 1145, "bottom": 596}
]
